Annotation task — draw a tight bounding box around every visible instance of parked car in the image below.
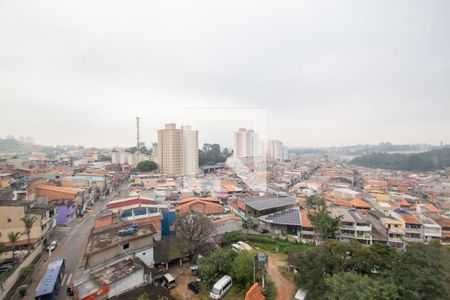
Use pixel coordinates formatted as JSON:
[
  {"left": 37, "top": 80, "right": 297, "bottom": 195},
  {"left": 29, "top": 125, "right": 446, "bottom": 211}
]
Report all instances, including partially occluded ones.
[
  {"left": 0, "top": 263, "right": 15, "bottom": 273},
  {"left": 187, "top": 281, "right": 201, "bottom": 294},
  {"left": 190, "top": 264, "right": 199, "bottom": 275},
  {"left": 260, "top": 228, "right": 269, "bottom": 234},
  {"left": 46, "top": 240, "right": 57, "bottom": 251},
  {"left": 162, "top": 273, "right": 176, "bottom": 289}
]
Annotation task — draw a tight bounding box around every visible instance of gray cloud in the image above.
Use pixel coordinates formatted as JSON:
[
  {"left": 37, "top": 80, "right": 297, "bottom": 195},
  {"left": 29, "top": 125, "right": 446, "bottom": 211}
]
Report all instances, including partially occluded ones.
[{"left": 1, "top": 0, "right": 449, "bottom": 147}]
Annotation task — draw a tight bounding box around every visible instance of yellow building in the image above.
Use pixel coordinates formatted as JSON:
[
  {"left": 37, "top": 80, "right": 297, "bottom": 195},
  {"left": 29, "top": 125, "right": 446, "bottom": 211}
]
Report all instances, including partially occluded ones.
[
  {"left": 0, "top": 201, "right": 53, "bottom": 251},
  {"left": 0, "top": 173, "right": 13, "bottom": 189},
  {"left": 367, "top": 189, "right": 390, "bottom": 202}
]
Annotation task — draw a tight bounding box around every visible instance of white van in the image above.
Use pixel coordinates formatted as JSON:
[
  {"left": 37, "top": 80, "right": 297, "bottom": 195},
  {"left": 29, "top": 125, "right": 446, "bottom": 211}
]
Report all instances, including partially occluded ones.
[{"left": 210, "top": 275, "right": 232, "bottom": 299}]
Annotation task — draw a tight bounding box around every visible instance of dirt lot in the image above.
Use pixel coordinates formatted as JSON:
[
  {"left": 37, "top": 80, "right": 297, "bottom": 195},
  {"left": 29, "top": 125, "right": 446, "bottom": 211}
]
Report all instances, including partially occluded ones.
[
  {"left": 267, "top": 253, "right": 295, "bottom": 300},
  {"left": 169, "top": 262, "right": 199, "bottom": 300}
]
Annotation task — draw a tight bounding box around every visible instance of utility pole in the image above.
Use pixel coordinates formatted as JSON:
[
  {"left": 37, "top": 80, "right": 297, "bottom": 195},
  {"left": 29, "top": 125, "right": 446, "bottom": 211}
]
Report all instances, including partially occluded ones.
[{"left": 136, "top": 116, "right": 140, "bottom": 167}]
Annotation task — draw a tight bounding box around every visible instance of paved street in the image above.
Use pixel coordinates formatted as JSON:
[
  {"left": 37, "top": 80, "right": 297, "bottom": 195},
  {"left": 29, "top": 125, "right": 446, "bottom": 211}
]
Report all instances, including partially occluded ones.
[{"left": 24, "top": 198, "right": 108, "bottom": 300}]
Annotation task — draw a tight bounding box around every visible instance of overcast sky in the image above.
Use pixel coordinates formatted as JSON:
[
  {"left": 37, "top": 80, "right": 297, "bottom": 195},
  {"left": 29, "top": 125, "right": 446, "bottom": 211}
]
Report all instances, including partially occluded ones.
[{"left": 1, "top": 0, "right": 449, "bottom": 148}]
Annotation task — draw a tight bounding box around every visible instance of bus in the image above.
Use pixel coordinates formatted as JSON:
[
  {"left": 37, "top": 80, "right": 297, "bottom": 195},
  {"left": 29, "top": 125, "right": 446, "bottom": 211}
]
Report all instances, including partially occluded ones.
[{"left": 35, "top": 257, "right": 65, "bottom": 300}]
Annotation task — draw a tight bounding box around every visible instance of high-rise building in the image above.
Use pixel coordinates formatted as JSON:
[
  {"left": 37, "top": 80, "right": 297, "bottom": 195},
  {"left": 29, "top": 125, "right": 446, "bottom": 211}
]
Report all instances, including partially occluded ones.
[
  {"left": 157, "top": 123, "right": 199, "bottom": 176},
  {"left": 234, "top": 128, "right": 261, "bottom": 157},
  {"left": 267, "top": 140, "right": 287, "bottom": 161},
  {"left": 151, "top": 142, "right": 158, "bottom": 163}
]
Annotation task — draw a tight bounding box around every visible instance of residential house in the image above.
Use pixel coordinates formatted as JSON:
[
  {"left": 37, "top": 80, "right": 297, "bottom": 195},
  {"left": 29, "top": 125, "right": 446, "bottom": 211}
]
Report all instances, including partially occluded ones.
[
  {"left": 73, "top": 258, "right": 151, "bottom": 300},
  {"left": 331, "top": 207, "right": 372, "bottom": 245},
  {"left": 397, "top": 212, "right": 423, "bottom": 242},
  {"left": 258, "top": 207, "right": 315, "bottom": 240},
  {"left": 83, "top": 222, "right": 156, "bottom": 271},
  {"left": 0, "top": 200, "right": 54, "bottom": 252}
]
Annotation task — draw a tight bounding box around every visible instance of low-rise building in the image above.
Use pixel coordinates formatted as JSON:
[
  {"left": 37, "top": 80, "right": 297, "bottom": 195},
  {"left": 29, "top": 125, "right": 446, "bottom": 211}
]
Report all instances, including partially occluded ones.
[
  {"left": 416, "top": 214, "right": 441, "bottom": 243},
  {"left": 84, "top": 223, "right": 156, "bottom": 271},
  {"left": 73, "top": 258, "right": 151, "bottom": 300},
  {"left": 331, "top": 207, "right": 373, "bottom": 245},
  {"left": 258, "top": 207, "right": 315, "bottom": 240},
  {"left": 239, "top": 196, "right": 297, "bottom": 218},
  {"left": 0, "top": 200, "right": 54, "bottom": 251},
  {"left": 397, "top": 212, "right": 423, "bottom": 242}
]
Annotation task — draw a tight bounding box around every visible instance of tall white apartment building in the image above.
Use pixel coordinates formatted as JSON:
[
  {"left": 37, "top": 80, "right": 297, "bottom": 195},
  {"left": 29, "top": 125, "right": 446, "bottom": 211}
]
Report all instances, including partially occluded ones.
[
  {"left": 267, "top": 140, "right": 287, "bottom": 161},
  {"left": 234, "top": 128, "right": 264, "bottom": 157}
]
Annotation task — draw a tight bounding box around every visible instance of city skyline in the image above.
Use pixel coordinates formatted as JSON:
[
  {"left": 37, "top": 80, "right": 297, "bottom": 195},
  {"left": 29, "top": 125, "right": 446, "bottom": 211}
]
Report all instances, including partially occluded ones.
[{"left": 1, "top": 1, "right": 450, "bottom": 148}]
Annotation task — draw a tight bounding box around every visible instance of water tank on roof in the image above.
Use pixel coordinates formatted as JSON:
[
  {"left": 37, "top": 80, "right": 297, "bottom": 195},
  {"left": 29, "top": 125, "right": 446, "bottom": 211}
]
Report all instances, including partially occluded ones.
[{"left": 257, "top": 252, "right": 267, "bottom": 264}]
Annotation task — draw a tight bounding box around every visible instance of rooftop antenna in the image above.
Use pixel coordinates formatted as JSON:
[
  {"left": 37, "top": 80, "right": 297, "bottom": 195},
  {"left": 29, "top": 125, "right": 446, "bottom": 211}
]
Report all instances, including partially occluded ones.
[{"left": 136, "top": 116, "right": 140, "bottom": 166}]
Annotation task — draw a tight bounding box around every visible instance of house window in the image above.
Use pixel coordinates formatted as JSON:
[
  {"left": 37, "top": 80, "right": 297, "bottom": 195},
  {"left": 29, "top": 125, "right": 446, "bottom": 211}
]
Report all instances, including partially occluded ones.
[
  {"left": 7, "top": 219, "right": 11, "bottom": 223},
  {"left": 123, "top": 243, "right": 130, "bottom": 250}
]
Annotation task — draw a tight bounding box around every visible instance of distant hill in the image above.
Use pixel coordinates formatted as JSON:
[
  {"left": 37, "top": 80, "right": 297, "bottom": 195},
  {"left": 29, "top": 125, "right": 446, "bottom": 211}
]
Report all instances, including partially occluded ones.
[
  {"left": 0, "top": 138, "right": 45, "bottom": 153},
  {"left": 351, "top": 148, "right": 450, "bottom": 172}
]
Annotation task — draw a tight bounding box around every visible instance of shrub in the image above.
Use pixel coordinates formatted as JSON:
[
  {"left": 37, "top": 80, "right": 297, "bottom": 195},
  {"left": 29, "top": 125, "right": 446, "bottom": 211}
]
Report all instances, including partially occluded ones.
[{"left": 18, "top": 286, "right": 27, "bottom": 297}]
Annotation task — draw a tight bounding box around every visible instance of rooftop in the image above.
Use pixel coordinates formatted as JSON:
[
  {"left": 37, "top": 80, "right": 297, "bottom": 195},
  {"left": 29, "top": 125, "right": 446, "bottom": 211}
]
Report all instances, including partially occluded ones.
[
  {"left": 398, "top": 213, "right": 421, "bottom": 225},
  {"left": 259, "top": 207, "right": 301, "bottom": 225},
  {"left": 106, "top": 197, "right": 156, "bottom": 210},
  {"left": 242, "top": 196, "right": 296, "bottom": 211},
  {"left": 36, "top": 184, "right": 82, "bottom": 195},
  {"left": 331, "top": 207, "right": 355, "bottom": 223},
  {"left": 75, "top": 258, "right": 145, "bottom": 298},
  {"left": 85, "top": 223, "right": 156, "bottom": 255}
]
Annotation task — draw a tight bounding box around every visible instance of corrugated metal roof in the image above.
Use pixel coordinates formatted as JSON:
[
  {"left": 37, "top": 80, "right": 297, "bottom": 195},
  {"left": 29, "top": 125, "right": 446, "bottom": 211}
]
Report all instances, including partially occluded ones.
[{"left": 243, "top": 196, "right": 296, "bottom": 211}]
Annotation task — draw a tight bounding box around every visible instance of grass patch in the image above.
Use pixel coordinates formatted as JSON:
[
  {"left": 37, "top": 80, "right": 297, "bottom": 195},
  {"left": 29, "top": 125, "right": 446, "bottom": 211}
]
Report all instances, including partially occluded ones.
[{"left": 221, "top": 231, "right": 315, "bottom": 254}]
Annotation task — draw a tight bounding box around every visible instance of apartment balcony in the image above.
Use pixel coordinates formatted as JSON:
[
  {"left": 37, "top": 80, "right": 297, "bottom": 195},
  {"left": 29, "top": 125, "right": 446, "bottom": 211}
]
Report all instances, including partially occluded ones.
[
  {"left": 341, "top": 225, "right": 356, "bottom": 230},
  {"left": 405, "top": 227, "right": 422, "bottom": 233},
  {"left": 356, "top": 225, "right": 371, "bottom": 232},
  {"left": 356, "top": 232, "right": 372, "bottom": 239},
  {"left": 339, "top": 233, "right": 356, "bottom": 238},
  {"left": 301, "top": 230, "right": 315, "bottom": 235},
  {"left": 388, "top": 228, "right": 404, "bottom": 235}
]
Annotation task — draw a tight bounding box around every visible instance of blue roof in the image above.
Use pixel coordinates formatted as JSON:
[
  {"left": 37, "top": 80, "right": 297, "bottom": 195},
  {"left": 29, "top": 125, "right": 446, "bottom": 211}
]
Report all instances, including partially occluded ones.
[{"left": 35, "top": 257, "right": 64, "bottom": 297}]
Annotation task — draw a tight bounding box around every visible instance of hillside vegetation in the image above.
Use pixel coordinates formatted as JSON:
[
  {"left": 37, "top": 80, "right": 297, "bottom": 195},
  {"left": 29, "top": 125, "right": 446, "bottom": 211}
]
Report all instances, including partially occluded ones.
[{"left": 351, "top": 148, "right": 450, "bottom": 171}]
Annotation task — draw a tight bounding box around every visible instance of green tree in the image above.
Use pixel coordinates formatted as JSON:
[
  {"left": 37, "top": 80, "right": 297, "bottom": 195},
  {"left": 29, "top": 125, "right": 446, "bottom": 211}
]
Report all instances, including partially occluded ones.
[
  {"left": 8, "top": 232, "right": 22, "bottom": 260},
  {"left": 391, "top": 242, "right": 450, "bottom": 300},
  {"left": 136, "top": 293, "right": 149, "bottom": 300},
  {"left": 20, "top": 215, "right": 37, "bottom": 255},
  {"left": 136, "top": 160, "right": 157, "bottom": 172},
  {"left": 296, "top": 241, "right": 381, "bottom": 299},
  {"left": 306, "top": 196, "right": 341, "bottom": 240},
  {"left": 323, "top": 272, "right": 399, "bottom": 300},
  {"left": 198, "top": 249, "right": 237, "bottom": 285},
  {"left": 231, "top": 251, "right": 254, "bottom": 290}
]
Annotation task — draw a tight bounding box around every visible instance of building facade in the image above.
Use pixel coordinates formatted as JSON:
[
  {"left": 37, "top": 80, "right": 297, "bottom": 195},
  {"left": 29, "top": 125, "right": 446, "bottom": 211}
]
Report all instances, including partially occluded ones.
[{"left": 157, "top": 123, "right": 198, "bottom": 176}]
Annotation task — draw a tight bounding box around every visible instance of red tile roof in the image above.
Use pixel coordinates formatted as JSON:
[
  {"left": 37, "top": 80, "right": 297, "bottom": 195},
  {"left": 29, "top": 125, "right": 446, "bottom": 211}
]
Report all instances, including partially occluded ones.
[
  {"left": 245, "top": 283, "right": 265, "bottom": 300},
  {"left": 424, "top": 203, "right": 438, "bottom": 213},
  {"left": 399, "top": 213, "right": 421, "bottom": 225},
  {"left": 106, "top": 198, "right": 156, "bottom": 209},
  {"left": 36, "top": 185, "right": 81, "bottom": 195},
  {"left": 300, "top": 208, "right": 314, "bottom": 228},
  {"left": 351, "top": 198, "right": 371, "bottom": 209}
]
